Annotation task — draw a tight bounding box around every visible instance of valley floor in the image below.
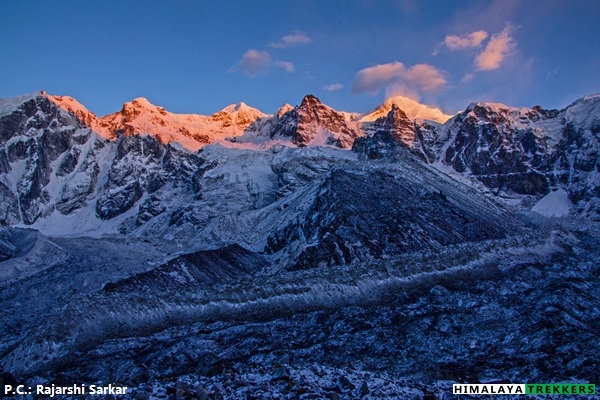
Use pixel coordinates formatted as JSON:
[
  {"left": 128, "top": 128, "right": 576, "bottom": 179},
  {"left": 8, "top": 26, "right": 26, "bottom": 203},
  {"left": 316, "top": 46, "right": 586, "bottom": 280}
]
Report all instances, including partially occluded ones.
[{"left": 1, "top": 219, "right": 599, "bottom": 399}]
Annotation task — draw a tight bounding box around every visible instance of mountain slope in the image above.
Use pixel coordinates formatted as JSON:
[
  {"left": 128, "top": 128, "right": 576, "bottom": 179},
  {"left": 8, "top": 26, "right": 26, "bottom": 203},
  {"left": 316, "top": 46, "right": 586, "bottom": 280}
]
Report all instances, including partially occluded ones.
[
  {"left": 267, "top": 146, "right": 520, "bottom": 270},
  {"left": 0, "top": 93, "right": 199, "bottom": 228},
  {"left": 350, "top": 93, "right": 599, "bottom": 219},
  {"left": 437, "top": 97, "right": 600, "bottom": 218}
]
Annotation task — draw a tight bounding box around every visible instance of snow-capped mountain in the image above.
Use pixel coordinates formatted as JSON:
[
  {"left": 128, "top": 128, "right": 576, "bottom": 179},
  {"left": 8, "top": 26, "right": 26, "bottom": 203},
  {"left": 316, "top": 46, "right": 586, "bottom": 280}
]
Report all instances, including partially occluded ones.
[
  {"left": 48, "top": 92, "right": 268, "bottom": 151},
  {"left": 360, "top": 95, "right": 452, "bottom": 124},
  {"left": 438, "top": 97, "right": 600, "bottom": 218},
  {"left": 0, "top": 92, "right": 201, "bottom": 228},
  {"left": 43, "top": 92, "right": 112, "bottom": 139},
  {"left": 265, "top": 95, "right": 362, "bottom": 148},
  {"left": 1, "top": 90, "right": 600, "bottom": 396},
  {"left": 359, "top": 103, "right": 415, "bottom": 143},
  {"left": 1, "top": 90, "right": 599, "bottom": 232},
  {"left": 355, "top": 94, "right": 600, "bottom": 219}
]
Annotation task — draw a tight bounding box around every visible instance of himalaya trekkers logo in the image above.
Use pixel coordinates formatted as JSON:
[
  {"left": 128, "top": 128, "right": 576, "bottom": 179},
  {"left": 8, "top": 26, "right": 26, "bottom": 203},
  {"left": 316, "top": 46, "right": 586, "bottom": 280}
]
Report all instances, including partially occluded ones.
[{"left": 452, "top": 384, "right": 596, "bottom": 395}]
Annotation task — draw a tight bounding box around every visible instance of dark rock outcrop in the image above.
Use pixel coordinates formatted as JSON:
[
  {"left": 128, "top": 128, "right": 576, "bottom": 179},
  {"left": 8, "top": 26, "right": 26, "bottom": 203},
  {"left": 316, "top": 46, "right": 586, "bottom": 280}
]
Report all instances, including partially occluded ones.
[
  {"left": 102, "top": 244, "right": 264, "bottom": 293},
  {"left": 270, "top": 95, "right": 361, "bottom": 148}
]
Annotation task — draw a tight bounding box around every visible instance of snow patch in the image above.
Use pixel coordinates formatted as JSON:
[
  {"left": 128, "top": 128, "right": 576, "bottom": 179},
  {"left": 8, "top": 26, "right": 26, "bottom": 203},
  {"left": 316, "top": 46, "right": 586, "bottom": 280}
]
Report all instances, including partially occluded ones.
[{"left": 531, "top": 189, "right": 572, "bottom": 217}]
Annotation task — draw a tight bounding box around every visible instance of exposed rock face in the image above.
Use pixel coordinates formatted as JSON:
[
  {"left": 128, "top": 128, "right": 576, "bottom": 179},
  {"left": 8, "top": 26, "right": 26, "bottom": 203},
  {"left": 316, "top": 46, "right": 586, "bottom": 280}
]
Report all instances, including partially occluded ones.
[
  {"left": 99, "top": 98, "right": 268, "bottom": 151},
  {"left": 270, "top": 95, "right": 361, "bottom": 148},
  {"left": 0, "top": 228, "right": 16, "bottom": 262},
  {"left": 267, "top": 151, "right": 519, "bottom": 270},
  {"left": 0, "top": 94, "right": 95, "bottom": 224},
  {"left": 103, "top": 244, "right": 264, "bottom": 293},
  {"left": 1, "top": 91, "right": 599, "bottom": 232},
  {"left": 95, "top": 133, "right": 197, "bottom": 220},
  {"left": 356, "top": 96, "right": 599, "bottom": 218},
  {"left": 438, "top": 98, "right": 600, "bottom": 218},
  {"left": 356, "top": 104, "right": 447, "bottom": 163},
  {"left": 443, "top": 102, "right": 559, "bottom": 195},
  {"left": 0, "top": 93, "right": 199, "bottom": 226},
  {"left": 43, "top": 92, "right": 112, "bottom": 138},
  {"left": 367, "top": 104, "right": 414, "bottom": 143},
  {"left": 413, "top": 119, "right": 448, "bottom": 163},
  {"left": 352, "top": 130, "right": 403, "bottom": 160}
]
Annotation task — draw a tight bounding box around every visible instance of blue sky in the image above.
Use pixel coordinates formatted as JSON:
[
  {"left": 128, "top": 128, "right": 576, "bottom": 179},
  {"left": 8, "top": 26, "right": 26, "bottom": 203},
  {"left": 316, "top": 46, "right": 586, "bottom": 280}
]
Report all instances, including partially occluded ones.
[{"left": 2, "top": 1, "right": 599, "bottom": 116}]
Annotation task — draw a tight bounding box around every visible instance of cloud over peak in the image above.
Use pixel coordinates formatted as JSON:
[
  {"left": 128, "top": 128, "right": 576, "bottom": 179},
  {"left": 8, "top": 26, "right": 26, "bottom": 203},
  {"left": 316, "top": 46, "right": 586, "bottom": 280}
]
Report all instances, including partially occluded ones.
[
  {"left": 324, "top": 83, "right": 344, "bottom": 92},
  {"left": 475, "top": 25, "right": 516, "bottom": 71},
  {"left": 352, "top": 61, "right": 447, "bottom": 99},
  {"left": 230, "top": 49, "right": 294, "bottom": 77},
  {"left": 269, "top": 31, "right": 312, "bottom": 48}
]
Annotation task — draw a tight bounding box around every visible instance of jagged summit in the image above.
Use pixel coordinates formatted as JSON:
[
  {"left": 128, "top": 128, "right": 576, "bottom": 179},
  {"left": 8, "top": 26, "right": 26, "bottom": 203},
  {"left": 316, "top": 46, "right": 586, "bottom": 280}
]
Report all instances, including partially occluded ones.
[
  {"left": 361, "top": 95, "right": 452, "bottom": 124},
  {"left": 354, "top": 103, "right": 421, "bottom": 155},
  {"left": 268, "top": 94, "right": 362, "bottom": 148},
  {"left": 375, "top": 104, "right": 412, "bottom": 135},
  {"left": 42, "top": 92, "right": 112, "bottom": 138},
  {"left": 457, "top": 101, "right": 562, "bottom": 129},
  {"left": 387, "top": 103, "right": 409, "bottom": 119},
  {"left": 37, "top": 93, "right": 269, "bottom": 151},
  {"left": 300, "top": 94, "right": 320, "bottom": 106},
  {"left": 1, "top": 92, "right": 451, "bottom": 150},
  {"left": 462, "top": 100, "right": 528, "bottom": 114}
]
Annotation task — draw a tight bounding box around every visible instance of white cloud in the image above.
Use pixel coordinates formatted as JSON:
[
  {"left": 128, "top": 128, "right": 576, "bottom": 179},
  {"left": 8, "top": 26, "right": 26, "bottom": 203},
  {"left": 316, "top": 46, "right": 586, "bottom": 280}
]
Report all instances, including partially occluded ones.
[
  {"left": 323, "top": 83, "right": 344, "bottom": 92},
  {"left": 352, "top": 61, "right": 447, "bottom": 99},
  {"left": 269, "top": 31, "right": 312, "bottom": 48},
  {"left": 274, "top": 60, "right": 295, "bottom": 72},
  {"left": 475, "top": 26, "right": 516, "bottom": 71},
  {"left": 444, "top": 30, "right": 488, "bottom": 50},
  {"left": 230, "top": 49, "right": 295, "bottom": 77},
  {"left": 231, "top": 50, "right": 271, "bottom": 77}
]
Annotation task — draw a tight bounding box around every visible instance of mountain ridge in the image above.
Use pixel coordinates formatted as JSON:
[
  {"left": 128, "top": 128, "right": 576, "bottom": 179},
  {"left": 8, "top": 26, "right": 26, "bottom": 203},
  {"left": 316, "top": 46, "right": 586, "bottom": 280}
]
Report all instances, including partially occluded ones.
[
  {"left": 0, "top": 90, "right": 598, "bottom": 233},
  {"left": 2, "top": 91, "right": 457, "bottom": 150}
]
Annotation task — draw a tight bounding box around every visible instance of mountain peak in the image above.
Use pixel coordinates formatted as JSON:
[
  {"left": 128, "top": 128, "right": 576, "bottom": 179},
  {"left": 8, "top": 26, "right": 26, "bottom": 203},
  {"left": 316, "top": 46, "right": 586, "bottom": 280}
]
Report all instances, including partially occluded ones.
[
  {"left": 387, "top": 103, "right": 409, "bottom": 120},
  {"left": 44, "top": 92, "right": 96, "bottom": 115},
  {"left": 127, "top": 97, "right": 156, "bottom": 109},
  {"left": 41, "top": 91, "right": 113, "bottom": 138},
  {"left": 276, "top": 104, "right": 294, "bottom": 117},
  {"left": 219, "top": 101, "right": 262, "bottom": 114},
  {"left": 361, "top": 96, "right": 451, "bottom": 124},
  {"left": 271, "top": 94, "right": 360, "bottom": 148},
  {"left": 563, "top": 92, "right": 600, "bottom": 127},
  {"left": 300, "top": 94, "right": 322, "bottom": 107}
]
